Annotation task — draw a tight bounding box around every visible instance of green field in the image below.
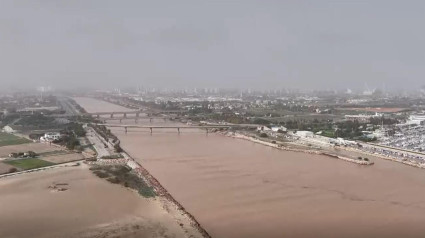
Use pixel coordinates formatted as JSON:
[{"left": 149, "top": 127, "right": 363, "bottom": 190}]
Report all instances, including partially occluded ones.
[
  {"left": 0, "top": 132, "right": 31, "bottom": 147},
  {"left": 5, "top": 158, "right": 54, "bottom": 170}
]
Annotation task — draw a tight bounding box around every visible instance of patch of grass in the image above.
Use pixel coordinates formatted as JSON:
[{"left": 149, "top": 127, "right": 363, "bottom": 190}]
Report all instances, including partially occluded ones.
[
  {"left": 90, "top": 165, "right": 156, "bottom": 198},
  {"left": 92, "top": 170, "right": 109, "bottom": 178},
  {"left": 321, "top": 130, "right": 335, "bottom": 138},
  {"left": 101, "top": 154, "right": 124, "bottom": 159},
  {"left": 5, "top": 158, "right": 54, "bottom": 170},
  {"left": 0, "top": 132, "right": 31, "bottom": 147},
  {"left": 106, "top": 176, "right": 121, "bottom": 184}
]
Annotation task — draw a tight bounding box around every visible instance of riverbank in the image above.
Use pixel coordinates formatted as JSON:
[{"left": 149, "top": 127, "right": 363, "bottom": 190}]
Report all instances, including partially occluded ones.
[
  {"left": 222, "top": 131, "right": 374, "bottom": 166},
  {"left": 87, "top": 152, "right": 210, "bottom": 238},
  {"left": 125, "top": 154, "right": 211, "bottom": 238},
  {"left": 343, "top": 146, "right": 425, "bottom": 169}
]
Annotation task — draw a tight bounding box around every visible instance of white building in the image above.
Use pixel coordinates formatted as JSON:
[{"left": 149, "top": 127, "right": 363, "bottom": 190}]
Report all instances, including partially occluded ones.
[
  {"left": 2, "top": 125, "right": 17, "bottom": 133},
  {"left": 40, "top": 132, "right": 62, "bottom": 142},
  {"left": 257, "top": 126, "right": 272, "bottom": 132},
  {"left": 295, "top": 131, "right": 314, "bottom": 138},
  {"left": 271, "top": 126, "right": 287, "bottom": 132},
  {"left": 407, "top": 115, "right": 425, "bottom": 125}
]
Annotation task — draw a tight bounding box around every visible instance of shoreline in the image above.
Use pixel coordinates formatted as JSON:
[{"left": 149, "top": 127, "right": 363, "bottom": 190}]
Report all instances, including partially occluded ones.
[
  {"left": 123, "top": 152, "right": 212, "bottom": 238},
  {"left": 89, "top": 152, "right": 211, "bottom": 238},
  {"left": 222, "top": 131, "right": 374, "bottom": 166},
  {"left": 222, "top": 131, "right": 425, "bottom": 170},
  {"left": 343, "top": 146, "right": 425, "bottom": 169}
]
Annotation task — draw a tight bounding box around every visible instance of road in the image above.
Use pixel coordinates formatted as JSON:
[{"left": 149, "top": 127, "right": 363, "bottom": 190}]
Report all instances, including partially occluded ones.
[
  {"left": 85, "top": 127, "right": 111, "bottom": 158},
  {"left": 57, "top": 97, "right": 80, "bottom": 116}
]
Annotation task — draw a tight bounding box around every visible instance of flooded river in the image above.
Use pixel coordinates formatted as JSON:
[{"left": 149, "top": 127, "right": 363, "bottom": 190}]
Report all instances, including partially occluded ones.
[{"left": 74, "top": 97, "right": 425, "bottom": 238}]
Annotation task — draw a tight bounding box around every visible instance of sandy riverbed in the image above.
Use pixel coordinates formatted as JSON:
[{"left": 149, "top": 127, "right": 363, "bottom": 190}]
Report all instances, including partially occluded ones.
[{"left": 0, "top": 164, "right": 202, "bottom": 238}]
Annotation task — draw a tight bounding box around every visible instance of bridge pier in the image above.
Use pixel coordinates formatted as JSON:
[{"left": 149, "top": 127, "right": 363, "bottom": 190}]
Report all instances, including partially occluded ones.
[
  {"left": 110, "top": 113, "right": 114, "bottom": 118},
  {"left": 123, "top": 113, "right": 127, "bottom": 118},
  {"left": 177, "top": 128, "right": 180, "bottom": 134},
  {"left": 124, "top": 127, "right": 127, "bottom": 134},
  {"left": 150, "top": 127, "right": 153, "bottom": 134}
]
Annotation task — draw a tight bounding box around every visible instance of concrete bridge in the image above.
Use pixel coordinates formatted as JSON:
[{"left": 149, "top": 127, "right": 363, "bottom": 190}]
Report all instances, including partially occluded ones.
[
  {"left": 87, "top": 111, "right": 142, "bottom": 118},
  {"left": 95, "top": 116, "right": 176, "bottom": 123},
  {"left": 94, "top": 123, "right": 259, "bottom": 134},
  {"left": 51, "top": 110, "right": 184, "bottom": 118},
  {"left": 53, "top": 109, "right": 184, "bottom": 118}
]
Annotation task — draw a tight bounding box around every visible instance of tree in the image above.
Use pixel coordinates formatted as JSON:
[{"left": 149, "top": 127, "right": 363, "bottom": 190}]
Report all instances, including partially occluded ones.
[
  {"left": 27, "top": 151, "right": 38, "bottom": 158},
  {"left": 114, "top": 143, "right": 123, "bottom": 153},
  {"left": 8, "top": 168, "right": 18, "bottom": 173}
]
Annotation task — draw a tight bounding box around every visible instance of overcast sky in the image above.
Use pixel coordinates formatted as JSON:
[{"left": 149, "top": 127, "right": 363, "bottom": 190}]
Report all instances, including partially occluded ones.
[{"left": 1, "top": 0, "right": 424, "bottom": 91}]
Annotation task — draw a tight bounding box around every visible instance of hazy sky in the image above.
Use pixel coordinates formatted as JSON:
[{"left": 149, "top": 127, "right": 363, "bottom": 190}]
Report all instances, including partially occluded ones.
[{"left": 1, "top": 0, "right": 424, "bottom": 91}]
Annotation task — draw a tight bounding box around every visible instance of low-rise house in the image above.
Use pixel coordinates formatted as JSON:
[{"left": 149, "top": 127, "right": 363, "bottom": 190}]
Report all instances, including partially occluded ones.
[
  {"left": 40, "top": 132, "right": 62, "bottom": 142},
  {"left": 257, "top": 126, "right": 272, "bottom": 132},
  {"left": 2, "top": 125, "right": 21, "bottom": 134},
  {"left": 295, "top": 131, "right": 314, "bottom": 138},
  {"left": 271, "top": 126, "right": 287, "bottom": 133}
]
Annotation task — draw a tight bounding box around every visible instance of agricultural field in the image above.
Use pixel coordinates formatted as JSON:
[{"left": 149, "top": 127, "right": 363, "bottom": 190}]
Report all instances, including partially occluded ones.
[
  {"left": 41, "top": 152, "right": 83, "bottom": 164},
  {"left": 0, "top": 143, "right": 59, "bottom": 157},
  {"left": 0, "top": 133, "right": 31, "bottom": 147},
  {"left": 0, "top": 143, "right": 84, "bottom": 175},
  {"left": 4, "top": 158, "right": 54, "bottom": 170}
]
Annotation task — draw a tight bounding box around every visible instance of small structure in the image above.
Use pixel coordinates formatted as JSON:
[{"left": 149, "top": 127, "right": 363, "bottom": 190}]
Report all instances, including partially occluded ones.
[
  {"left": 40, "top": 132, "right": 62, "bottom": 143},
  {"left": 295, "top": 131, "right": 314, "bottom": 138},
  {"left": 271, "top": 126, "right": 287, "bottom": 133},
  {"left": 2, "top": 125, "right": 17, "bottom": 134},
  {"left": 257, "top": 126, "right": 272, "bottom": 132}
]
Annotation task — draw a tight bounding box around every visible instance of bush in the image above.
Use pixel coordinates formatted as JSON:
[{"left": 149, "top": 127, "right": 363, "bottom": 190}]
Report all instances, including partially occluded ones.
[
  {"left": 107, "top": 177, "right": 121, "bottom": 184},
  {"left": 8, "top": 167, "right": 18, "bottom": 173},
  {"left": 93, "top": 170, "right": 109, "bottom": 178},
  {"left": 9, "top": 153, "right": 18, "bottom": 158},
  {"left": 259, "top": 133, "right": 268, "bottom": 138},
  {"left": 253, "top": 118, "right": 271, "bottom": 125},
  {"left": 27, "top": 151, "right": 38, "bottom": 158},
  {"left": 114, "top": 143, "right": 123, "bottom": 153}
]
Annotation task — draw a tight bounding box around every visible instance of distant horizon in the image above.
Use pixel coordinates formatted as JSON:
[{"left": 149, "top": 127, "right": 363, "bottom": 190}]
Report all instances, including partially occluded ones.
[
  {"left": 1, "top": 84, "right": 424, "bottom": 96},
  {"left": 1, "top": 1, "right": 425, "bottom": 91}
]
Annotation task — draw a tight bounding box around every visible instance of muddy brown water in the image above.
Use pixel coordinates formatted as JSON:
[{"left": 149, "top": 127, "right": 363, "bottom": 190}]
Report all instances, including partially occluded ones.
[{"left": 74, "top": 97, "right": 425, "bottom": 238}]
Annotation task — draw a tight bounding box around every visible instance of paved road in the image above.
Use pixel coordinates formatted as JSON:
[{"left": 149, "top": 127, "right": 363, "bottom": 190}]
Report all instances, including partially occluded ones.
[
  {"left": 57, "top": 97, "right": 80, "bottom": 115},
  {"left": 85, "top": 127, "right": 110, "bottom": 158}
]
